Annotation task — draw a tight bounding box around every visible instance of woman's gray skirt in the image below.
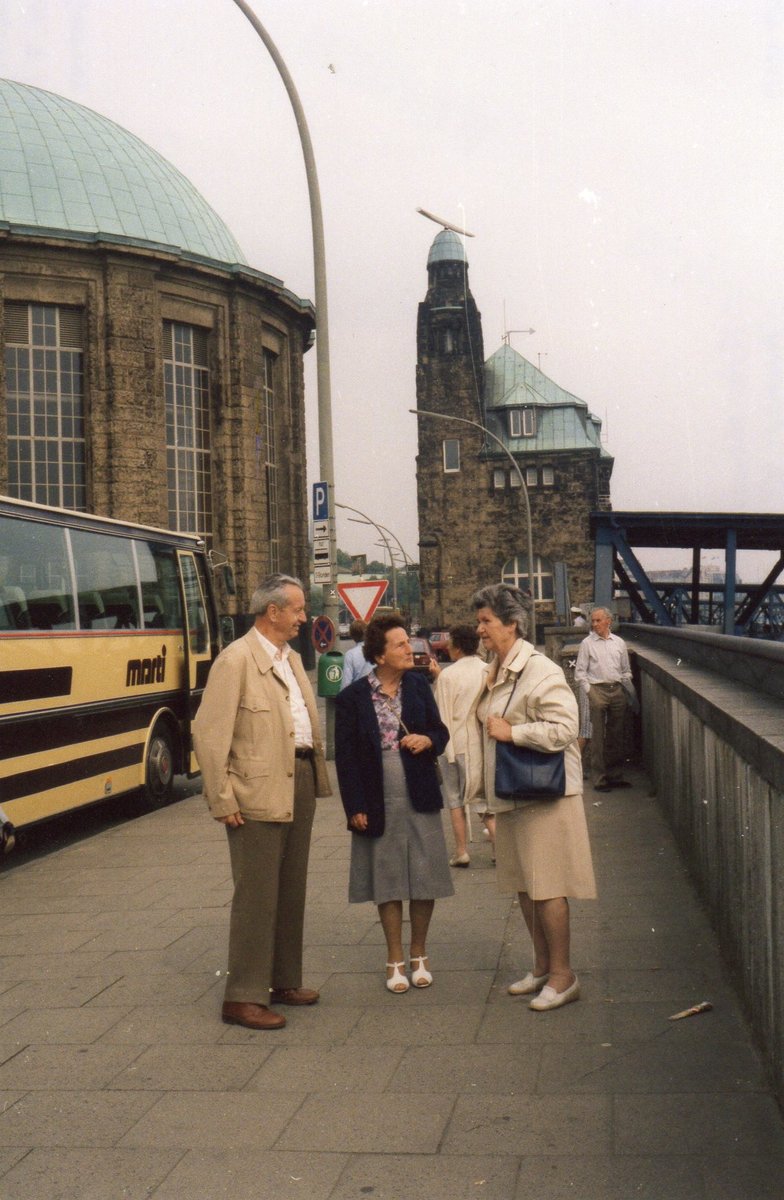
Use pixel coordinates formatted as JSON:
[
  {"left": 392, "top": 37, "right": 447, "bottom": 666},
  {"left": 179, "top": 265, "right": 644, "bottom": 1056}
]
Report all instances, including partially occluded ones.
[{"left": 349, "top": 748, "right": 455, "bottom": 905}]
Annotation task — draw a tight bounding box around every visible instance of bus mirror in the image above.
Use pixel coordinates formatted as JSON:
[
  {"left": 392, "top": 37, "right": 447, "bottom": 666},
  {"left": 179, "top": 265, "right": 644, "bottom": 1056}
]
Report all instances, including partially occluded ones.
[
  {"left": 220, "top": 615, "right": 235, "bottom": 645},
  {"left": 223, "top": 565, "right": 236, "bottom": 595}
]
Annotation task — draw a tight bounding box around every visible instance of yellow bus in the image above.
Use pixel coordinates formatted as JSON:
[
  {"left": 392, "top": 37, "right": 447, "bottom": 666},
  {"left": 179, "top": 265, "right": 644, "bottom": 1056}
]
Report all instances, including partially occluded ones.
[{"left": 0, "top": 495, "right": 223, "bottom": 837}]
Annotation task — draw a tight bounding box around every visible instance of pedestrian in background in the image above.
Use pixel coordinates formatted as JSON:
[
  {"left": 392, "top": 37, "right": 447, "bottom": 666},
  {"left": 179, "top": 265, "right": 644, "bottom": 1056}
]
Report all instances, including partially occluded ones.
[
  {"left": 193, "top": 573, "right": 331, "bottom": 1031},
  {"left": 340, "top": 618, "right": 372, "bottom": 690},
  {"left": 573, "top": 606, "right": 638, "bottom": 793},
  {"left": 433, "top": 624, "right": 488, "bottom": 867}
]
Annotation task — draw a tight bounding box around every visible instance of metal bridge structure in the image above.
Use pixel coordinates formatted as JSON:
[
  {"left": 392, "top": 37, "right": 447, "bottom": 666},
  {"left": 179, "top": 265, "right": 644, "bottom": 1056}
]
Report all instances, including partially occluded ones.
[{"left": 591, "top": 511, "right": 784, "bottom": 637}]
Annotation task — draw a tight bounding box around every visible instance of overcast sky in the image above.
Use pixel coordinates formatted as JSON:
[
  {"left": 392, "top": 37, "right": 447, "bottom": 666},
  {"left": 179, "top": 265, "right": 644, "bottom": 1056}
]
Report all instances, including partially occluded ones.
[{"left": 2, "top": 0, "right": 781, "bottom": 579}]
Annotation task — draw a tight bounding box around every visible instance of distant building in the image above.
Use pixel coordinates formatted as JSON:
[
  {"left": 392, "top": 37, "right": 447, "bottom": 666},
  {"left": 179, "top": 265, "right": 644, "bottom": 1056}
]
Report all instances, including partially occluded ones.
[
  {"left": 0, "top": 79, "right": 314, "bottom": 612},
  {"left": 415, "top": 229, "right": 613, "bottom": 629}
]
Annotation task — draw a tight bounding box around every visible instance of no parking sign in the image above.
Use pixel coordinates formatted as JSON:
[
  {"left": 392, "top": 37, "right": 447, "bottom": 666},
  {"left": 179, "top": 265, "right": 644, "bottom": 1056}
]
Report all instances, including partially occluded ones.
[{"left": 311, "top": 615, "right": 336, "bottom": 653}]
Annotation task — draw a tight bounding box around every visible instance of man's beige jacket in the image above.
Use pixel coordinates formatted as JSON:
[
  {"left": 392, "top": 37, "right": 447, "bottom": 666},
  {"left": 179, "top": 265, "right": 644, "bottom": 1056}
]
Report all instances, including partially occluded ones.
[{"left": 193, "top": 629, "right": 331, "bottom": 821}]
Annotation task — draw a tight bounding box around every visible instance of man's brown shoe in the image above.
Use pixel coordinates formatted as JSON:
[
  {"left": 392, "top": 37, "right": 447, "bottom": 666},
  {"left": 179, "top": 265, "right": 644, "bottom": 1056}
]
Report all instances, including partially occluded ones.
[
  {"left": 221, "top": 1001, "right": 286, "bottom": 1030},
  {"left": 270, "top": 987, "right": 320, "bottom": 1006}
]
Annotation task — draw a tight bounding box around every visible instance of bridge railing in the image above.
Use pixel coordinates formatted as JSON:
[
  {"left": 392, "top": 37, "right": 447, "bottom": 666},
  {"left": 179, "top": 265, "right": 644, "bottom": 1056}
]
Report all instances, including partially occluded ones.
[{"left": 621, "top": 623, "right": 784, "bottom": 1109}]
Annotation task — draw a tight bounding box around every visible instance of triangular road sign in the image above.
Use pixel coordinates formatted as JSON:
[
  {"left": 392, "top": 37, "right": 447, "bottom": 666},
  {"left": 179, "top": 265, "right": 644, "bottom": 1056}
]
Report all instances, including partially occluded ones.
[{"left": 337, "top": 580, "right": 389, "bottom": 622}]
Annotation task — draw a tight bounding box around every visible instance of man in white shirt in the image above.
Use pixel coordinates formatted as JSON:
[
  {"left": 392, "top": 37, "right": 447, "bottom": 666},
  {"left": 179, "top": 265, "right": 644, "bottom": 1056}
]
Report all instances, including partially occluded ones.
[
  {"left": 573, "top": 607, "right": 637, "bottom": 792},
  {"left": 193, "top": 574, "right": 331, "bottom": 1030}
]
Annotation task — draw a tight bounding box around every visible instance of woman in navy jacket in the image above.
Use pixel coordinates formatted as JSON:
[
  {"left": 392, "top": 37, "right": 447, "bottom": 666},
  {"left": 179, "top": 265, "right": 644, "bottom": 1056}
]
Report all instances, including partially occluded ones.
[{"left": 336, "top": 615, "right": 454, "bottom": 993}]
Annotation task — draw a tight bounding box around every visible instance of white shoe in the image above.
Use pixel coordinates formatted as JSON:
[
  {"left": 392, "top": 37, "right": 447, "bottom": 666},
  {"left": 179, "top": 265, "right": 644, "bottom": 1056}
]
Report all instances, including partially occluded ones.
[
  {"left": 449, "top": 852, "right": 470, "bottom": 867},
  {"left": 507, "top": 971, "right": 549, "bottom": 996},
  {"left": 529, "top": 977, "right": 580, "bottom": 1011},
  {"left": 386, "top": 962, "right": 409, "bottom": 993},
  {"left": 410, "top": 955, "right": 433, "bottom": 988}
]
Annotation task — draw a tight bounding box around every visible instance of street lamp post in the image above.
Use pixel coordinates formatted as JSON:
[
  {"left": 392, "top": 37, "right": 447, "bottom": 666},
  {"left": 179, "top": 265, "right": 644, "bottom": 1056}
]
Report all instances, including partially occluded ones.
[
  {"left": 232, "top": 0, "right": 338, "bottom": 628},
  {"left": 336, "top": 502, "right": 397, "bottom": 610},
  {"left": 411, "top": 408, "right": 536, "bottom": 610},
  {"left": 347, "top": 514, "right": 418, "bottom": 618}
]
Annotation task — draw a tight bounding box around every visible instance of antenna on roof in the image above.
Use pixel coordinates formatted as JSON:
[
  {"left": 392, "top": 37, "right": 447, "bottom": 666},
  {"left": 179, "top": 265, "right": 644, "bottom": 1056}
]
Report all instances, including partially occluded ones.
[{"left": 416, "top": 207, "right": 475, "bottom": 237}]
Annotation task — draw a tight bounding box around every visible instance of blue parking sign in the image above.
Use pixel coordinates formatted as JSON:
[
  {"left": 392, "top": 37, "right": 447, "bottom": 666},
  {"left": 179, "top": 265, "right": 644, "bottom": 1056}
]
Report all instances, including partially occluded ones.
[{"left": 312, "top": 481, "right": 329, "bottom": 522}]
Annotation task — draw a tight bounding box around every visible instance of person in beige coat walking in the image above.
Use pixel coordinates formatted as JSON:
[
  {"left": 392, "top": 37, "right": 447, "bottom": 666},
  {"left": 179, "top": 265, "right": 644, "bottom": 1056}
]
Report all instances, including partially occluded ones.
[{"left": 193, "top": 574, "right": 331, "bottom": 1030}]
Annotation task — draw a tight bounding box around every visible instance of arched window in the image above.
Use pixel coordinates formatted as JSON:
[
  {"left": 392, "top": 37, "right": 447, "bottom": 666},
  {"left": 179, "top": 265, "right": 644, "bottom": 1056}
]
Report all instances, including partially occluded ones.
[{"left": 502, "top": 554, "right": 554, "bottom": 602}]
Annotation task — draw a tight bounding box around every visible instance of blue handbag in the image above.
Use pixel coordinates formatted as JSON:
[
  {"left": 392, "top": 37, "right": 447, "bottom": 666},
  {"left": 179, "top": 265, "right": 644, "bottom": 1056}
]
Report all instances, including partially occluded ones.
[{"left": 493, "top": 669, "right": 566, "bottom": 802}]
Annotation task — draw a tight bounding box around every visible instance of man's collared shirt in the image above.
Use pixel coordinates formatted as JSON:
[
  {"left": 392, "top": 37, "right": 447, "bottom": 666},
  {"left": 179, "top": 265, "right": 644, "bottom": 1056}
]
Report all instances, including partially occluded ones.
[
  {"left": 574, "top": 630, "right": 632, "bottom": 693},
  {"left": 255, "top": 629, "right": 313, "bottom": 748}
]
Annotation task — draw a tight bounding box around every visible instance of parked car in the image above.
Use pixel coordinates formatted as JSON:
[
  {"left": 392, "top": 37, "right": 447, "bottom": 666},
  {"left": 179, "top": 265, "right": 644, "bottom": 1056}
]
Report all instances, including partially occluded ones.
[
  {"left": 338, "top": 621, "right": 351, "bottom": 638},
  {"left": 409, "top": 636, "right": 437, "bottom": 675},
  {"left": 428, "top": 630, "right": 451, "bottom": 662}
]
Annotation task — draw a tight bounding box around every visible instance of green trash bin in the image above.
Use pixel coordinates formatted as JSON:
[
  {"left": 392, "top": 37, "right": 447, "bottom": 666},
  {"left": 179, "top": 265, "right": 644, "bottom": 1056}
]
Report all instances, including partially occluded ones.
[{"left": 317, "top": 649, "right": 344, "bottom": 697}]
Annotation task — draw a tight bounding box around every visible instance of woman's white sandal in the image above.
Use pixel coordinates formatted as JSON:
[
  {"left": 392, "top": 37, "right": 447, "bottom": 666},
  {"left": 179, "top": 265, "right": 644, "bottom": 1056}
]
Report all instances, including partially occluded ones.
[
  {"left": 386, "top": 962, "right": 409, "bottom": 993},
  {"left": 410, "top": 955, "right": 433, "bottom": 988}
]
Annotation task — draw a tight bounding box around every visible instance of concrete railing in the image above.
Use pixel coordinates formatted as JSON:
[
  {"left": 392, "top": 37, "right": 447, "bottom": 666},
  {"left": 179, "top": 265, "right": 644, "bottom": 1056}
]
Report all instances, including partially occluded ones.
[{"left": 622, "top": 624, "right": 784, "bottom": 1108}]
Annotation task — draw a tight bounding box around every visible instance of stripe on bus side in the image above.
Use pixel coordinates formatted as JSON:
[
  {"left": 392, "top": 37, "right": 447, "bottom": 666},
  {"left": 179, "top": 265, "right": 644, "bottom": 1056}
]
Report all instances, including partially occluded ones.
[
  {"left": 0, "top": 667, "right": 73, "bottom": 704},
  {"left": 1, "top": 744, "right": 143, "bottom": 802},
  {"left": 0, "top": 692, "right": 188, "bottom": 761}
]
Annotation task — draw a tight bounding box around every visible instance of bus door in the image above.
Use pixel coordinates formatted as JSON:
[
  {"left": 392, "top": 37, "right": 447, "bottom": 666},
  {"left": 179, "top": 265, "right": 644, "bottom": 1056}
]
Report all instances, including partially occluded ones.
[{"left": 177, "top": 551, "right": 214, "bottom": 771}]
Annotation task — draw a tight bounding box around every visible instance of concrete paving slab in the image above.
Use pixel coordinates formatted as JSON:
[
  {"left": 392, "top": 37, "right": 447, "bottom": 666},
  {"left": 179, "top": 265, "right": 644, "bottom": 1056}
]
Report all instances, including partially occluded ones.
[
  {"left": 0, "top": 1043, "right": 141, "bottom": 1088},
  {"left": 0, "top": 1005, "right": 130, "bottom": 1045},
  {"left": 346, "top": 1002, "right": 485, "bottom": 1046},
  {"left": 117, "top": 1090, "right": 304, "bottom": 1148},
  {"left": 0, "top": 1147, "right": 183, "bottom": 1200},
  {"left": 441, "top": 1093, "right": 613, "bottom": 1156},
  {"left": 613, "top": 1092, "right": 784, "bottom": 1156},
  {"left": 510, "top": 1155, "right": 706, "bottom": 1200},
  {"left": 330, "top": 1152, "right": 520, "bottom": 1199},
  {"left": 109, "top": 1043, "right": 274, "bottom": 1091},
  {"left": 247, "top": 1044, "right": 402, "bottom": 1093},
  {"left": 387, "top": 1042, "right": 540, "bottom": 1094},
  {"left": 150, "top": 1149, "right": 348, "bottom": 1200},
  {"left": 0, "top": 1088, "right": 161, "bottom": 1146},
  {"left": 274, "top": 1091, "right": 455, "bottom": 1154}
]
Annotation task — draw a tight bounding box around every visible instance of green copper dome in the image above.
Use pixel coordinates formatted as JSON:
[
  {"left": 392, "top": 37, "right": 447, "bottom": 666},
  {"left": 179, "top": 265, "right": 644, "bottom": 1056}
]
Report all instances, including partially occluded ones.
[
  {"left": 427, "top": 228, "right": 467, "bottom": 266},
  {"left": 0, "top": 78, "right": 246, "bottom": 265}
]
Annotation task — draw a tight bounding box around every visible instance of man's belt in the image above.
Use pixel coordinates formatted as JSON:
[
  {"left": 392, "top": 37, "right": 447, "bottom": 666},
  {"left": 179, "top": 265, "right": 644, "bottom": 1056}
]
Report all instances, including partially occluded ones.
[{"left": 295, "top": 746, "right": 314, "bottom": 760}]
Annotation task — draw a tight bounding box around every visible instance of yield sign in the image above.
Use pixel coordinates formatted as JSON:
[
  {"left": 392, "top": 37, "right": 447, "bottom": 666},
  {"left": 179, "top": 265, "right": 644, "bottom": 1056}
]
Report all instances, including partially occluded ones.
[{"left": 337, "top": 580, "right": 389, "bottom": 622}]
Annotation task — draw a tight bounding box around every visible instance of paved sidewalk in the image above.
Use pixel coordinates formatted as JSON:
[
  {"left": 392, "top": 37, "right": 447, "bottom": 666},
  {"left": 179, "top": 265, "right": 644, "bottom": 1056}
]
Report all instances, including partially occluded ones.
[{"left": 0, "top": 766, "right": 782, "bottom": 1199}]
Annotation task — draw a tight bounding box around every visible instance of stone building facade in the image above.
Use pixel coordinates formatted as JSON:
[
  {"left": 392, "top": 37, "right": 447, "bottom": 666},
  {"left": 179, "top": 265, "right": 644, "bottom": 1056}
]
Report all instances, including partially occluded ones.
[
  {"left": 0, "top": 79, "right": 314, "bottom": 614},
  {"left": 416, "top": 229, "right": 613, "bottom": 630}
]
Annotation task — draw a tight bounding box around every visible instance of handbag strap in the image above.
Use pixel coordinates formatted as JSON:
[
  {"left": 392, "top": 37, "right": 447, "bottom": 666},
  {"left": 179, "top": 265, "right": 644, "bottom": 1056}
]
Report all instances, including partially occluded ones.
[{"left": 499, "top": 650, "right": 539, "bottom": 720}]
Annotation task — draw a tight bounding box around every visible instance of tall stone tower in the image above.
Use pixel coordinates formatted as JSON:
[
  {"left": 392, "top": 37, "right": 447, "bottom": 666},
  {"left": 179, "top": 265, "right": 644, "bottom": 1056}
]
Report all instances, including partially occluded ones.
[
  {"left": 415, "top": 228, "right": 613, "bottom": 633},
  {"left": 415, "top": 229, "right": 485, "bottom": 626}
]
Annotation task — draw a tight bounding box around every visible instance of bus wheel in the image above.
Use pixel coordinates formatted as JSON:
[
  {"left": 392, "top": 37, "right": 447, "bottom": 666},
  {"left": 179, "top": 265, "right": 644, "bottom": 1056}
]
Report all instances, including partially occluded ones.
[{"left": 144, "top": 725, "right": 175, "bottom": 805}]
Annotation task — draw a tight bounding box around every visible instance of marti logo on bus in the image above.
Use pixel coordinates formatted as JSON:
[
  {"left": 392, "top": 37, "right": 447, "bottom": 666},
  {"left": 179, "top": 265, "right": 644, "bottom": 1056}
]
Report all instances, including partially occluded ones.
[{"left": 126, "top": 646, "right": 167, "bottom": 687}]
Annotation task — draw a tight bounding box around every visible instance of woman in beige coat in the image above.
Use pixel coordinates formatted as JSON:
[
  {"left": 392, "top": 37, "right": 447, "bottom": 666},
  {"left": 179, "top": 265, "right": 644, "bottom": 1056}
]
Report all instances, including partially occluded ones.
[{"left": 465, "top": 583, "right": 596, "bottom": 1011}]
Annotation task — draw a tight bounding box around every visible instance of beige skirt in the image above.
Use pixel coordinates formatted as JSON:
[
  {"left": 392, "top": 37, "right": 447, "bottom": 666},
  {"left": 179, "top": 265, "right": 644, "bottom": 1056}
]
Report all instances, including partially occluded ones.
[{"left": 494, "top": 792, "right": 597, "bottom": 900}]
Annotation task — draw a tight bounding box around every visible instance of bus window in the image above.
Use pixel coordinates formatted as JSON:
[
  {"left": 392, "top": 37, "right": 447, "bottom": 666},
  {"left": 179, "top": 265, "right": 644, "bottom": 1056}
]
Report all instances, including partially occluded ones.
[
  {"left": 136, "top": 542, "right": 183, "bottom": 630},
  {"left": 2, "top": 517, "right": 75, "bottom": 630},
  {"left": 70, "top": 529, "right": 140, "bottom": 630},
  {"left": 180, "top": 553, "right": 208, "bottom": 654}
]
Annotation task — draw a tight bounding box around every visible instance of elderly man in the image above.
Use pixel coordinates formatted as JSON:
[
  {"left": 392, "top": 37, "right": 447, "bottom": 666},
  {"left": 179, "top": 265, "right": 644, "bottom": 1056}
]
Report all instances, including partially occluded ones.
[
  {"left": 573, "top": 606, "right": 637, "bottom": 793},
  {"left": 193, "top": 573, "right": 331, "bottom": 1030}
]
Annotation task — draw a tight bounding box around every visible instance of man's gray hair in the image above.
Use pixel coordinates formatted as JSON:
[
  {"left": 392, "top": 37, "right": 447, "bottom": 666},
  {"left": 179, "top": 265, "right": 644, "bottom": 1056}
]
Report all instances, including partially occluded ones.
[
  {"left": 590, "top": 605, "right": 613, "bottom": 622},
  {"left": 471, "top": 582, "right": 530, "bottom": 638},
  {"left": 250, "top": 573, "right": 304, "bottom": 616}
]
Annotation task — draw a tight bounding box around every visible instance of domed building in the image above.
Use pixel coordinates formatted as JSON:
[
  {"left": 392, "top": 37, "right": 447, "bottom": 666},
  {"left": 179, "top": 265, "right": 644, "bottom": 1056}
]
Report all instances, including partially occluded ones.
[
  {"left": 0, "top": 78, "right": 315, "bottom": 611},
  {"left": 416, "top": 227, "right": 613, "bottom": 630}
]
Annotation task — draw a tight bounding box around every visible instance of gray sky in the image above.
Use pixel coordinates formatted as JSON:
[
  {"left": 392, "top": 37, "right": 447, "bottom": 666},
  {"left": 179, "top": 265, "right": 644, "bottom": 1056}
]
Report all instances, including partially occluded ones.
[{"left": 2, "top": 0, "right": 782, "bottom": 579}]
